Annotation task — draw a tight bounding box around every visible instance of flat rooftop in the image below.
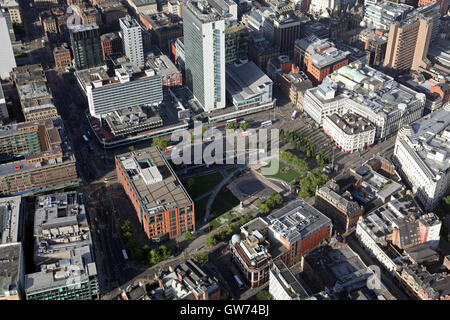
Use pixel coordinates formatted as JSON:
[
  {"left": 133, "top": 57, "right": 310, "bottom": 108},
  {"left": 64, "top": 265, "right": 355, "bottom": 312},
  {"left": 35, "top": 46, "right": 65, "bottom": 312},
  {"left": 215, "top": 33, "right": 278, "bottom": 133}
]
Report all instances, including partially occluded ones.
[
  {"left": 68, "top": 22, "right": 99, "bottom": 33},
  {"left": 0, "top": 196, "right": 22, "bottom": 244},
  {"left": 326, "top": 113, "right": 375, "bottom": 135},
  {"left": 116, "top": 147, "right": 193, "bottom": 214},
  {"left": 0, "top": 118, "right": 75, "bottom": 179},
  {"left": 24, "top": 244, "right": 97, "bottom": 295},
  {"left": 399, "top": 106, "right": 450, "bottom": 179},
  {"left": 226, "top": 61, "right": 272, "bottom": 102},
  {"left": 271, "top": 260, "right": 309, "bottom": 299},
  {"left": 184, "top": 0, "right": 223, "bottom": 23},
  {"left": 266, "top": 200, "right": 331, "bottom": 244},
  {"left": 0, "top": 242, "right": 22, "bottom": 298}
]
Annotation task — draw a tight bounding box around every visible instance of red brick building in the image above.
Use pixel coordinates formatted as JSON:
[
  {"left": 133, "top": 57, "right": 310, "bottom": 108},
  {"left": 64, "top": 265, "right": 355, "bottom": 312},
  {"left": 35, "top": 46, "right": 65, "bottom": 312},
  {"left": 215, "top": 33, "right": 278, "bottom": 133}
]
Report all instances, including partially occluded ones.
[
  {"left": 116, "top": 147, "right": 195, "bottom": 241},
  {"left": 100, "top": 32, "right": 123, "bottom": 60},
  {"left": 400, "top": 265, "right": 450, "bottom": 300},
  {"left": 267, "top": 200, "right": 332, "bottom": 267},
  {"left": 53, "top": 43, "right": 72, "bottom": 69}
]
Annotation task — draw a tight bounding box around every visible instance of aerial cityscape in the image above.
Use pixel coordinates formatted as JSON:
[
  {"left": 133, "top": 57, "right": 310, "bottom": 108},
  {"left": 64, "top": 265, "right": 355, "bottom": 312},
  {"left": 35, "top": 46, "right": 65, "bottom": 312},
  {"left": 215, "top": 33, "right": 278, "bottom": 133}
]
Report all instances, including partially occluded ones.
[{"left": 0, "top": 0, "right": 449, "bottom": 304}]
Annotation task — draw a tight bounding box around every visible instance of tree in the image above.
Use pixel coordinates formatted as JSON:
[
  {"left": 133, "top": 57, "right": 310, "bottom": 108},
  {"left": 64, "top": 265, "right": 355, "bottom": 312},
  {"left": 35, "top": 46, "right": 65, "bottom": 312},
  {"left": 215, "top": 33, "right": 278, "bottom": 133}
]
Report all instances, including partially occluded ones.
[
  {"left": 265, "top": 198, "right": 275, "bottom": 209},
  {"left": 243, "top": 212, "right": 253, "bottom": 223},
  {"left": 226, "top": 122, "right": 236, "bottom": 130},
  {"left": 270, "top": 193, "right": 283, "bottom": 206},
  {"left": 194, "top": 252, "right": 209, "bottom": 264},
  {"left": 184, "top": 231, "right": 194, "bottom": 241},
  {"left": 152, "top": 137, "right": 168, "bottom": 149},
  {"left": 239, "top": 122, "right": 249, "bottom": 131},
  {"left": 258, "top": 203, "right": 270, "bottom": 214},
  {"left": 206, "top": 235, "right": 217, "bottom": 247},
  {"left": 279, "top": 129, "right": 285, "bottom": 141},
  {"left": 256, "top": 290, "right": 272, "bottom": 300},
  {"left": 299, "top": 170, "right": 329, "bottom": 199}
]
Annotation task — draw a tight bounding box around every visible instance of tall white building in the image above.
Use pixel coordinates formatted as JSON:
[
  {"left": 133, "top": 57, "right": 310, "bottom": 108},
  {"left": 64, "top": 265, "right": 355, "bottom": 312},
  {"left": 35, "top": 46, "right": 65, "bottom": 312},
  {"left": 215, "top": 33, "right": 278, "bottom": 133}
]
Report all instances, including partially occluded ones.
[
  {"left": 183, "top": 0, "right": 226, "bottom": 112},
  {"left": 119, "top": 15, "right": 144, "bottom": 68},
  {"left": 393, "top": 103, "right": 450, "bottom": 211},
  {"left": 0, "top": 11, "right": 16, "bottom": 80}
]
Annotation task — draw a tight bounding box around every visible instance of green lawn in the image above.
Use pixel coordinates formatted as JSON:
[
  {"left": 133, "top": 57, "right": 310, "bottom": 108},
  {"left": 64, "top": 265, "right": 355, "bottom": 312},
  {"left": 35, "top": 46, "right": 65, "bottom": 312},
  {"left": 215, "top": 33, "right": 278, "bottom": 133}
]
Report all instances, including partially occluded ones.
[
  {"left": 209, "top": 211, "right": 239, "bottom": 230},
  {"left": 258, "top": 160, "right": 301, "bottom": 183},
  {"left": 182, "top": 172, "right": 224, "bottom": 199},
  {"left": 194, "top": 196, "right": 210, "bottom": 222},
  {"left": 211, "top": 188, "right": 240, "bottom": 217}
]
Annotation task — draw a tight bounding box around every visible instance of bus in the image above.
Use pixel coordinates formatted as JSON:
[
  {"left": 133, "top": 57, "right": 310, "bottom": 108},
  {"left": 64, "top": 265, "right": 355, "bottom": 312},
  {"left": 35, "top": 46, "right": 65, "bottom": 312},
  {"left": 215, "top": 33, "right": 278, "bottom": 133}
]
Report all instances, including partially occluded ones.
[
  {"left": 233, "top": 274, "right": 244, "bottom": 291},
  {"left": 122, "top": 249, "right": 128, "bottom": 260},
  {"left": 260, "top": 120, "right": 272, "bottom": 128},
  {"left": 226, "top": 119, "right": 237, "bottom": 124},
  {"left": 82, "top": 135, "right": 89, "bottom": 142}
]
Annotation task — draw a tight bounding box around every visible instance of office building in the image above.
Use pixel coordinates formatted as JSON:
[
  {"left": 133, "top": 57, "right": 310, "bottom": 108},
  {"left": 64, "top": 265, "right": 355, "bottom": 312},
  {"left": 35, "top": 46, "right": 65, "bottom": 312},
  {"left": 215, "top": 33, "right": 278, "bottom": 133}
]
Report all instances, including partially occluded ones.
[
  {"left": 224, "top": 20, "right": 249, "bottom": 65},
  {"left": 11, "top": 64, "right": 59, "bottom": 122},
  {"left": 229, "top": 218, "right": 272, "bottom": 288},
  {"left": 139, "top": 12, "right": 183, "bottom": 49},
  {"left": 24, "top": 192, "right": 98, "bottom": 300},
  {"left": 399, "top": 72, "right": 445, "bottom": 112},
  {"left": 0, "top": 243, "right": 24, "bottom": 300},
  {"left": 294, "top": 37, "right": 350, "bottom": 85},
  {"left": 182, "top": 0, "right": 226, "bottom": 112},
  {"left": 0, "top": 196, "right": 23, "bottom": 245},
  {"left": 100, "top": 32, "right": 123, "bottom": 60},
  {"left": 127, "top": 0, "right": 158, "bottom": 14},
  {"left": 225, "top": 60, "right": 274, "bottom": 110},
  {"left": 0, "top": 11, "right": 16, "bottom": 80},
  {"left": 273, "top": 13, "right": 300, "bottom": 57},
  {"left": 0, "top": 0, "right": 21, "bottom": 24},
  {"left": 81, "top": 7, "right": 102, "bottom": 26},
  {"left": 75, "top": 65, "right": 163, "bottom": 118},
  {"left": 384, "top": 3, "right": 440, "bottom": 72},
  {"left": 363, "top": 1, "right": 414, "bottom": 31},
  {"left": 0, "top": 118, "right": 79, "bottom": 197},
  {"left": 68, "top": 23, "right": 103, "bottom": 70},
  {"left": 209, "top": 0, "right": 237, "bottom": 19},
  {"left": 248, "top": 33, "right": 280, "bottom": 72},
  {"left": 315, "top": 171, "right": 364, "bottom": 233},
  {"left": 98, "top": 1, "right": 128, "bottom": 25},
  {"left": 279, "top": 71, "right": 313, "bottom": 111},
  {"left": 168, "top": 0, "right": 182, "bottom": 17},
  {"left": 269, "top": 260, "right": 309, "bottom": 300},
  {"left": 393, "top": 104, "right": 450, "bottom": 211},
  {"left": 115, "top": 147, "right": 195, "bottom": 240},
  {"left": 152, "top": 259, "right": 221, "bottom": 300},
  {"left": 33, "top": 0, "right": 59, "bottom": 10},
  {"left": 418, "top": 0, "right": 448, "bottom": 16},
  {"left": 301, "top": 243, "right": 394, "bottom": 299},
  {"left": 303, "top": 63, "right": 426, "bottom": 140},
  {"left": 266, "top": 200, "right": 332, "bottom": 267},
  {"left": 400, "top": 264, "right": 450, "bottom": 300},
  {"left": 53, "top": 43, "right": 72, "bottom": 69},
  {"left": 146, "top": 53, "right": 182, "bottom": 87},
  {"left": 120, "top": 15, "right": 145, "bottom": 68},
  {"left": 355, "top": 195, "right": 435, "bottom": 273},
  {"left": 24, "top": 245, "right": 99, "bottom": 300},
  {"left": 322, "top": 113, "right": 376, "bottom": 153}
]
